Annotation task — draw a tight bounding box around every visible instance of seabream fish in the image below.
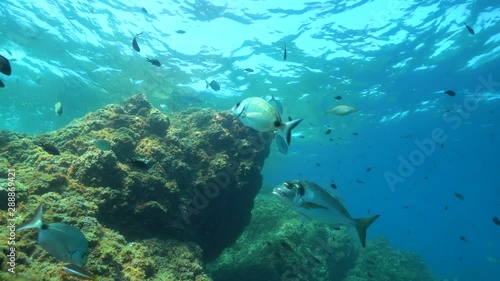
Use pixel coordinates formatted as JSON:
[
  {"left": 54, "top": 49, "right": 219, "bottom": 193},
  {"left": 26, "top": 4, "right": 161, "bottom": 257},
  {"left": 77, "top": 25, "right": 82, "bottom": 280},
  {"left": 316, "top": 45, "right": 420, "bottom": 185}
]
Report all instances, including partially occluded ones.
[
  {"left": 325, "top": 105, "right": 357, "bottom": 116},
  {"left": 232, "top": 97, "right": 302, "bottom": 145},
  {"left": 206, "top": 80, "right": 220, "bottom": 91},
  {"left": 55, "top": 101, "right": 63, "bottom": 116},
  {"left": 273, "top": 180, "right": 380, "bottom": 247},
  {"left": 17, "top": 205, "right": 89, "bottom": 266}
]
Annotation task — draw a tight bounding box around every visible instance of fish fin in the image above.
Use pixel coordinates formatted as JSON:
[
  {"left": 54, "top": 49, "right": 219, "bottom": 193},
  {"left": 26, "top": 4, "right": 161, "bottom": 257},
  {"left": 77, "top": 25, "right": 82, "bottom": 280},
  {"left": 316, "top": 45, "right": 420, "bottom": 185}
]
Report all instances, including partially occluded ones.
[
  {"left": 17, "top": 205, "right": 43, "bottom": 231},
  {"left": 300, "top": 200, "right": 329, "bottom": 210},
  {"left": 205, "top": 80, "right": 209, "bottom": 89},
  {"left": 281, "top": 118, "right": 303, "bottom": 145},
  {"left": 354, "top": 214, "right": 380, "bottom": 247}
]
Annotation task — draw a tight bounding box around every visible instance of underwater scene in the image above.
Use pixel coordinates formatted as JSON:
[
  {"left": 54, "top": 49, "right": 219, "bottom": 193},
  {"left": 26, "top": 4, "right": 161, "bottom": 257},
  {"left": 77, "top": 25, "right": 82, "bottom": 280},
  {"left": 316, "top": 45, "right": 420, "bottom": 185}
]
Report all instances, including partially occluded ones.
[{"left": 0, "top": 1, "right": 499, "bottom": 281}]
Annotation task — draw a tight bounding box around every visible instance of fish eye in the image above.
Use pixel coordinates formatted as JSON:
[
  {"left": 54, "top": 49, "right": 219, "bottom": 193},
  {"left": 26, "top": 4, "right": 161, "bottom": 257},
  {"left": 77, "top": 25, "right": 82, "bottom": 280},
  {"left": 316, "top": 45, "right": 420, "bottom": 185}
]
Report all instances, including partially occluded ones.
[{"left": 284, "top": 182, "right": 293, "bottom": 189}]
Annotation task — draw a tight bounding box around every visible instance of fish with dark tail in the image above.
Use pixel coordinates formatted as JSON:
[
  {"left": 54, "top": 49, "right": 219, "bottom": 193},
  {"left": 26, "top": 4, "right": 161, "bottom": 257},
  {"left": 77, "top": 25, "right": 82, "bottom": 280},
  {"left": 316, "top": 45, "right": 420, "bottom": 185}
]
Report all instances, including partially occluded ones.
[
  {"left": 132, "top": 32, "right": 144, "bottom": 52},
  {"left": 273, "top": 180, "right": 380, "bottom": 247},
  {"left": 147, "top": 58, "right": 161, "bottom": 67},
  {"left": 39, "top": 142, "right": 60, "bottom": 155},
  {"left": 17, "top": 205, "right": 89, "bottom": 266},
  {"left": 464, "top": 23, "right": 475, "bottom": 35}
]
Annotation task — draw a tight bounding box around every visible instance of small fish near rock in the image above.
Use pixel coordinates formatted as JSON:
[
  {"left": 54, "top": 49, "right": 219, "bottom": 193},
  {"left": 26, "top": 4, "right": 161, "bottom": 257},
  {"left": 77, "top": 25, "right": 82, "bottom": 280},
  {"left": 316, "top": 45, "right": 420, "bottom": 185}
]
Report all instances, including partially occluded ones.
[
  {"left": 444, "top": 90, "right": 456, "bottom": 97},
  {"left": 17, "top": 205, "right": 89, "bottom": 266},
  {"left": 205, "top": 80, "right": 220, "bottom": 91},
  {"left": 38, "top": 141, "right": 60, "bottom": 155},
  {"left": 91, "top": 139, "right": 111, "bottom": 151},
  {"left": 493, "top": 216, "right": 500, "bottom": 226},
  {"left": 127, "top": 156, "right": 149, "bottom": 169},
  {"left": 244, "top": 68, "right": 254, "bottom": 72},
  {"left": 147, "top": 58, "right": 161, "bottom": 67},
  {"left": 325, "top": 105, "right": 357, "bottom": 116},
  {"left": 273, "top": 180, "right": 379, "bottom": 247},
  {"left": 55, "top": 101, "right": 63, "bottom": 116},
  {"left": 175, "top": 30, "right": 186, "bottom": 34}
]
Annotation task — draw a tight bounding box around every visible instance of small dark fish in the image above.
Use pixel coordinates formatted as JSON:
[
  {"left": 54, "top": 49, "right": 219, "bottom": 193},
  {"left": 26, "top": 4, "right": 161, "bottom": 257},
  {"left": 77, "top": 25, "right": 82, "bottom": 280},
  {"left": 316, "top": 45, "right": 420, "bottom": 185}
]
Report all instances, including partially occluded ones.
[
  {"left": 280, "top": 240, "right": 293, "bottom": 251},
  {"left": 205, "top": 80, "right": 220, "bottom": 91},
  {"left": 454, "top": 192, "right": 465, "bottom": 200},
  {"left": 244, "top": 68, "right": 254, "bottom": 72},
  {"left": 440, "top": 143, "right": 444, "bottom": 148},
  {"left": 0, "top": 79, "right": 4, "bottom": 88},
  {"left": 330, "top": 183, "right": 337, "bottom": 189},
  {"left": 283, "top": 44, "right": 287, "bottom": 60},
  {"left": 367, "top": 209, "right": 371, "bottom": 214},
  {"left": 352, "top": 132, "right": 358, "bottom": 136},
  {"left": 147, "top": 58, "right": 161, "bottom": 67},
  {"left": 493, "top": 216, "right": 500, "bottom": 226},
  {"left": 464, "top": 23, "right": 475, "bottom": 35},
  {"left": 132, "top": 37, "right": 140, "bottom": 52},
  {"left": 460, "top": 236, "right": 468, "bottom": 242},
  {"left": 403, "top": 205, "right": 410, "bottom": 209},
  {"left": 175, "top": 30, "right": 186, "bottom": 34},
  {"left": 444, "top": 90, "right": 456, "bottom": 96},
  {"left": 366, "top": 167, "right": 372, "bottom": 172},
  {"left": 356, "top": 179, "right": 365, "bottom": 184},
  {"left": 334, "top": 95, "right": 342, "bottom": 100},
  {"left": 0, "top": 54, "right": 12, "bottom": 76},
  {"left": 142, "top": 7, "right": 148, "bottom": 14},
  {"left": 325, "top": 129, "right": 332, "bottom": 135},
  {"left": 288, "top": 116, "right": 292, "bottom": 121},
  {"left": 127, "top": 157, "right": 149, "bottom": 169},
  {"left": 444, "top": 206, "right": 448, "bottom": 210},
  {"left": 459, "top": 256, "right": 463, "bottom": 262},
  {"left": 315, "top": 163, "right": 321, "bottom": 167},
  {"left": 39, "top": 142, "right": 60, "bottom": 155},
  {"left": 5, "top": 49, "right": 12, "bottom": 56}
]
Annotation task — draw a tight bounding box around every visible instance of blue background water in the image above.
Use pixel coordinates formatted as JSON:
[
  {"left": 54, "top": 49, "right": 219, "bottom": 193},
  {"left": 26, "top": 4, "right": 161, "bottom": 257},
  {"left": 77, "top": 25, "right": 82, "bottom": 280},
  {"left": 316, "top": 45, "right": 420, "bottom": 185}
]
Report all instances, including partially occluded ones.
[{"left": 1, "top": 1, "right": 499, "bottom": 280}]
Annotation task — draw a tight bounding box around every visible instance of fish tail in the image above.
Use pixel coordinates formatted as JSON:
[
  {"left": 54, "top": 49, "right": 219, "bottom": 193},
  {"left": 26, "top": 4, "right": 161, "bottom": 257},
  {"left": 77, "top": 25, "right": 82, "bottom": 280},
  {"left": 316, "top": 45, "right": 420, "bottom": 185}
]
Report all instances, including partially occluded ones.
[
  {"left": 17, "top": 205, "right": 43, "bottom": 231},
  {"left": 281, "top": 118, "right": 303, "bottom": 145},
  {"left": 205, "top": 80, "right": 209, "bottom": 89},
  {"left": 354, "top": 214, "right": 380, "bottom": 247}
]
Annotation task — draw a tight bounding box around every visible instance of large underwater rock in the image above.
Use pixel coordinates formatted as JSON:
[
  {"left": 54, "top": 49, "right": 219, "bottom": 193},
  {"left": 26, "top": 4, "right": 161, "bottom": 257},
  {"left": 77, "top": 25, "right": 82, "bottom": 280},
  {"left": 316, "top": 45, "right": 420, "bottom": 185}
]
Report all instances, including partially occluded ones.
[
  {"left": 207, "top": 194, "right": 435, "bottom": 281},
  {"left": 0, "top": 94, "right": 272, "bottom": 281}
]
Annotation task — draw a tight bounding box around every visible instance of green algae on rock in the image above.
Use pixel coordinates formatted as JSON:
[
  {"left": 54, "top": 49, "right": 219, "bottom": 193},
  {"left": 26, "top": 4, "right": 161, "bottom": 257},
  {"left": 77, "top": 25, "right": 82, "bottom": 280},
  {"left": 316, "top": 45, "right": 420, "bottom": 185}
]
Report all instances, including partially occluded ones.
[
  {"left": 207, "top": 194, "right": 435, "bottom": 281},
  {"left": 0, "top": 93, "right": 272, "bottom": 280}
]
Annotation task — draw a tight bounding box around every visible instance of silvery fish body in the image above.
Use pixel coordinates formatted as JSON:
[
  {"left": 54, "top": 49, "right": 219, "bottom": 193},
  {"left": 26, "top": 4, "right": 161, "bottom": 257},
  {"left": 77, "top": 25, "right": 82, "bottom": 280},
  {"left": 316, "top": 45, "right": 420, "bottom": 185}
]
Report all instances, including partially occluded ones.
[
  {"left": 17, "top": 205, "right": 89, "bottom": 266},
  {"left": 273, "top": 180, "right": 379, "bottom": 247},
  {"left": 232, "top": 97, "right": 302, "bottom": 145},
  {"left": 55, "top": 101, "right": 63, "bottom": 116}
]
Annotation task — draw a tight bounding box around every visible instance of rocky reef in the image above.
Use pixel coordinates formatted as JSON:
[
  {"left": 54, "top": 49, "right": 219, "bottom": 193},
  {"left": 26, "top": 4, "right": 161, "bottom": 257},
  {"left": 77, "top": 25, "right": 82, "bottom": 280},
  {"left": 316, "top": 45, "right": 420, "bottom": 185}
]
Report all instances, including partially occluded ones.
[
  {"left": 207, "top": 194, "right": 436, "bottom": 281},
  {"left": 0, "top": 94, "right": 272, "bottom": 280}
]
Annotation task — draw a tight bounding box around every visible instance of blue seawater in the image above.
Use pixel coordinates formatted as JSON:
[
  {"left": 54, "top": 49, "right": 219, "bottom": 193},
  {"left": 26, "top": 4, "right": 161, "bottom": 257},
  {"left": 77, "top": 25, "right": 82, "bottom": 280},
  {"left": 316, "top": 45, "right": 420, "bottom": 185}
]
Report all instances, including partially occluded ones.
[{"left": 1, "top": 1, "right": 498, "bottom": 280}]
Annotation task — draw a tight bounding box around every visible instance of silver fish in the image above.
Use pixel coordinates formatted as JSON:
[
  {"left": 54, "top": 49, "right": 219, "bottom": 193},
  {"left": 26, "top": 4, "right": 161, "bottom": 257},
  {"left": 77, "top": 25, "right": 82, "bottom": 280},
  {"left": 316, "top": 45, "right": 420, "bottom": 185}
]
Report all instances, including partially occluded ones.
[
  {"left": 232, "top": 97, "right": 302, "bottom": 145},
  {"left": 17, "top": 205, "right": 89, "bottom": 266},
  {"left": 55, "top": 101, "right": 63, "bottom": 116},
  {"left": 273, "top": 180, "right": 379, "bottom": 247}
]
